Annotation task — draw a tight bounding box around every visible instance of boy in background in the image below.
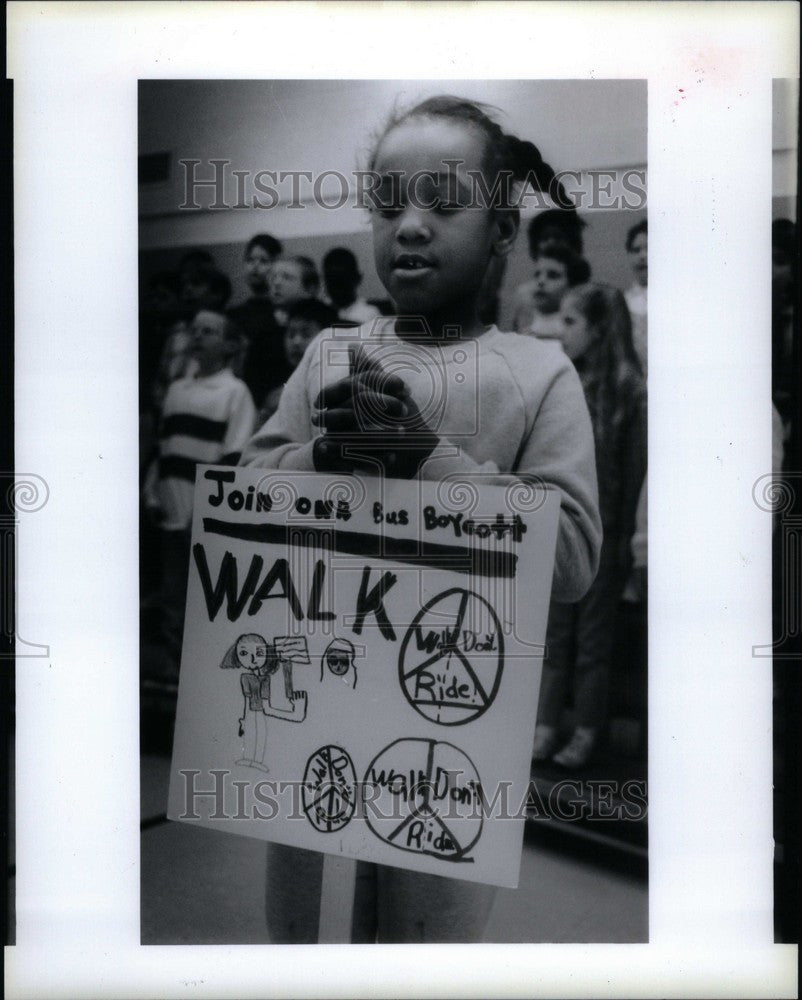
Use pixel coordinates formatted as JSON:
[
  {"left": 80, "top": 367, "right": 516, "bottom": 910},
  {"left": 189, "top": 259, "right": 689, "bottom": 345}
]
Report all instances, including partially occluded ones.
[
  {"left": 513, "top": 245, "right": 589, "bottom": 338},
  {"left": 257, "top": 298, "right": 338, "bottom": 426},
  {"left": 270, "top": 255, "right": 320, "bottom": 329},
  {"left": 511, "top": 209, "right": 590, "bottom": 334},
  {"left": 229, "top": 233, "right": 285, "bottom": 410},
  {"left": 144, "top": 309, "right": 256, "bottom": 662}
]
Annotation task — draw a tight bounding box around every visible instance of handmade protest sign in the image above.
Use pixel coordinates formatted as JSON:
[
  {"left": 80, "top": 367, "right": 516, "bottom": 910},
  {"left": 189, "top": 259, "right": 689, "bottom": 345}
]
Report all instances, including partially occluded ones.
[{"left": 168, "top": 466, "right": 560, "bottom": 888}]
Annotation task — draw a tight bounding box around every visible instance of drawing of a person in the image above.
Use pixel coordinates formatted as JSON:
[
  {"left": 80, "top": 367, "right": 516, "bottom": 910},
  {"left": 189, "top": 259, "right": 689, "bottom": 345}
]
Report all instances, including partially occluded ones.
[
  {"left": 221, "top": 633, "right": 277, "bottom": 772},
  {"left": 321, "top": 638, "right": 357, "bottom": 689},
  {"left": 221, "top": 633, "right": 310, "bottom": 773}
]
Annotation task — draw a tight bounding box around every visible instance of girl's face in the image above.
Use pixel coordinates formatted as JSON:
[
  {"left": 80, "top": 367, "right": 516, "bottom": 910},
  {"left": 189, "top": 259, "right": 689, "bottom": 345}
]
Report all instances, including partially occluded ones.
[
  {"left": 270, "top": 260, "right": 305, "bottom": 307},
  {"left": 370, "top": 118, "right": 505, "bottom": 327},
  {"left": 236, "top": 639, "right": 268, "bottom": 671},
  {"left": 532, "top": 256, "right": 569, "bottom": 314},
  {"left": 558, "top": 300, "right": 593, "bottom": 361},
  {"left": 245, "top": 245, "right": 275, "bottom": 294}
]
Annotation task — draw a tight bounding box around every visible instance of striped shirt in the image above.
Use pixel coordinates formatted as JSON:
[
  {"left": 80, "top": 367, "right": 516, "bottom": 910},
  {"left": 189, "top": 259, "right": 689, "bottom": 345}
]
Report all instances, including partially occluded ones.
[{"left": 156, "top": 368, "right": 256, "bottom": 530}]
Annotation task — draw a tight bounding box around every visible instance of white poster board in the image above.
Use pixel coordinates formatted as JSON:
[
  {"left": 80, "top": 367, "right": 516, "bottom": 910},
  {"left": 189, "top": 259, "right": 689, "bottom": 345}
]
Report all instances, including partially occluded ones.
[{"left": 168, "top": 465, "right": 561, "bottom": 888}]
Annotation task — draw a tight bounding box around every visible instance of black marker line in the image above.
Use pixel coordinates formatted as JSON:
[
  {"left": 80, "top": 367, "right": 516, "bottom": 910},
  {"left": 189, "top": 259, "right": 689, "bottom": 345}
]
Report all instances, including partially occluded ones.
[
  {"left": 431, "top": 812, "right": 466, "bottom": 856},
  {"left": 202, "top": 518, "right": 518, "bottom": 578},
  {"left": 386, "top": 810, "right": 420, "bottom": 845},
  {"left": 423, "top": 739, "right": 435, "bottom": 809},
  {"left": 410, "top": 699, "right": 486, "bottom": 711},
  {"left": 449, "top": 648, "right": 491, "bottom": 706}
]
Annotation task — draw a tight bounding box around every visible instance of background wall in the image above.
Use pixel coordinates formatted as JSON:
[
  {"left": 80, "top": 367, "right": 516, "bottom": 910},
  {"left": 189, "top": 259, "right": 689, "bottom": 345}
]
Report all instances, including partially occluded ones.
[{"left": 139, "top": 79, "right": 648, "bottom": 326}]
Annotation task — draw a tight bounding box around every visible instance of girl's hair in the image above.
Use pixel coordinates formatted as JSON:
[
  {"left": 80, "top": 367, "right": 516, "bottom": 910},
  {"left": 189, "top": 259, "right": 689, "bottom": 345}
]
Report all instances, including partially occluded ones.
[
  {"left": 368, "top": 95, "right": 576, "bottom": 212},
  {"left": 220, "top": 633, "right": 279, "bottom": 673},
  {"left": 563, "top": 282, "right": 642, "bottom": 443},
  {"left": 532, "top": 244, "right": 591, "bottom": 286}
]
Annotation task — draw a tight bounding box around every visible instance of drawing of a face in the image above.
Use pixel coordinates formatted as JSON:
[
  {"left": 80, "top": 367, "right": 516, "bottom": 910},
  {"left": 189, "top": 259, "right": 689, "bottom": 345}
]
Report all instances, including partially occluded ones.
[
  {"left": 322, "top": 639, "right": 357, "bottom": 687},
  {"left": 326, "top": 649, "right": 352, "bottom": 676},
  {"left": 236, "top": 637, "right": 268, "bottom": 672}
]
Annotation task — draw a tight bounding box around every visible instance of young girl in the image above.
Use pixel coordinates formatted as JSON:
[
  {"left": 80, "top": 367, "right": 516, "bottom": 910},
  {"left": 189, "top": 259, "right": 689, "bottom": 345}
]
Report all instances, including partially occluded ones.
[
  {"left": 533, "top": 283, "right": 646, "bottom": 769},
  {"left": 241, "top": 96, "right": 602, "bottom": 943}
]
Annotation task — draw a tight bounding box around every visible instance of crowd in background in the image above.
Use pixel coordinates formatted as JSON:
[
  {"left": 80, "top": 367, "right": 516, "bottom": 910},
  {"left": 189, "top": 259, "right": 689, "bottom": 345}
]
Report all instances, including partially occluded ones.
[{"left": 139, "top": 210, "right": 656, "bottom": 772}]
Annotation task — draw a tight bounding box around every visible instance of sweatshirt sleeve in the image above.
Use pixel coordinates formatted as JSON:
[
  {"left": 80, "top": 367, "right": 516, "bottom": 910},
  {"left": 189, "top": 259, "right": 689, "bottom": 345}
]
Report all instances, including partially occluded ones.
[
  {"left": 239, "top": 336, "right": 319, "bottom": 470},
  {"left": 426, "top": 346, "right": 601, "bottom": 603},
  {"left": 514, "top": 359, "right": 602, "bottom": 603}
]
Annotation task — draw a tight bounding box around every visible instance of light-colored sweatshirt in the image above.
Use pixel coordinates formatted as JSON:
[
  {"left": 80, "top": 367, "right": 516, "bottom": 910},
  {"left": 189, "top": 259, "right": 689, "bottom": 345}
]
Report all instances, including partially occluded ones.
[
  {"left": 240, "top": 320, "right": 601, "bottom": 602},
  {"left": 147, "top": 368, "right": 256, "bottom": 530}
]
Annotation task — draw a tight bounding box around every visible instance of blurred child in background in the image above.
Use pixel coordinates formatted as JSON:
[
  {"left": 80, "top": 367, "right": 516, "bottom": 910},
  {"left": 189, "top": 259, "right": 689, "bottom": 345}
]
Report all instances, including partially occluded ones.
[
  {"left": 179, "top": 261, "right": 232, "bottom": 316},
  {"left": 528, "top": 207, "right": 587, "bottom": 257},
  {"left": 623, "top": 220, "right": 648, "bottom": 376},
  {"left": 270, "top": 255, "right": 320, "bottom": 329},
  {"left": 257, "top": 298, "right": 338, "bottom": 425},
  {"left": 514, "top": 244, "right": 589, "bottom": 338},
  {"left": 144, "top": 309, "right": 256, "bottom": 664},
  {"left": 322, "top": 247, "right": 381, "bottom": 326},
  {"left": 534, "top": 283, "right": 646, "bottom": 769},
  {"left": 511, "top": 209, "right": 590, "bottom": 334},
  {"left": 228, "top": 233, "right": 285, "bottom": 410},
  {"left": 150, "top": 317, "right": 196, "bottom": 417}
]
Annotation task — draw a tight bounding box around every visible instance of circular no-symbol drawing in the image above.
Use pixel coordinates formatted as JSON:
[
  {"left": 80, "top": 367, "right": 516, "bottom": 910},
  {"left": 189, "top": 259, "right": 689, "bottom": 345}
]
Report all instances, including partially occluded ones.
[
  {"left": 398, "top": 588, "right": 504, "bottom": 725},
  {"left": 301, "top": 745, "right": 357, "bottom": 833},
  {"left": 363, "top": 738, "right": 483, "bottom": 862}
]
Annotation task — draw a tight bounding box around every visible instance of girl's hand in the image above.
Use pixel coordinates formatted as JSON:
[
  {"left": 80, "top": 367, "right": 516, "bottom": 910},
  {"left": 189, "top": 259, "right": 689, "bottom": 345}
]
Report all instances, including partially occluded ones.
[{"left": 312, "top": 345, "right": 439, "bottom": 477}]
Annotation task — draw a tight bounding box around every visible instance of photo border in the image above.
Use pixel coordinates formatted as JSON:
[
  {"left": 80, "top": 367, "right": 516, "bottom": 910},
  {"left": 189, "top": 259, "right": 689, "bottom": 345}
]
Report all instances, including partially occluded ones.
[{"left": 7, "top": 2, "right": 799, "bottom": 997}]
